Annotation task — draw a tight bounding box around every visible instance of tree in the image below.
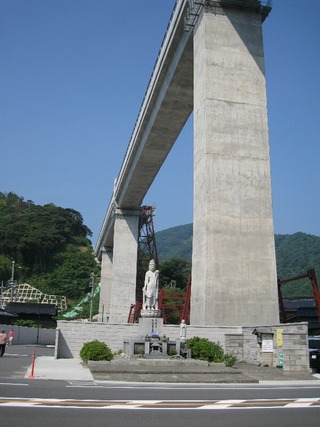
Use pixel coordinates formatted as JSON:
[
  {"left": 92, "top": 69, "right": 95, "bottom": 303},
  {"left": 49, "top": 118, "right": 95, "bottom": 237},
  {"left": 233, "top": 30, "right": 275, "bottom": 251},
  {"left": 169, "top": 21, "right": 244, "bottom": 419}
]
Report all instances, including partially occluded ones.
[
  {"left": 0, "top": 254, "right": 12, "bottom": 282},
  {"left": 0, "top": 192, "right": 98, "bottom": 307},
  {"left": 0, "top": 193, "right": 93, "bottom": 274},
  {"left": 31, "top": 245, "right": 99, "bottom": 299},
  {"left": 159, "top": 258, "right": 191, "bottom": 290}
]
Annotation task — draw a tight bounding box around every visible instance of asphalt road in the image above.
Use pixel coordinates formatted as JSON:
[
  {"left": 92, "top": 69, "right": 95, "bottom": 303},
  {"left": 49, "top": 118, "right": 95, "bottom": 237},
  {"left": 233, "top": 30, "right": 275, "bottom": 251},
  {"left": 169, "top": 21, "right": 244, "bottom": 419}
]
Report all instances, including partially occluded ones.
[
  {"left": 1, "top": 345, "right": 320, "bottom": 427},
  {"left": 0, "top": 343, "right": 54, "bottom": 380}
]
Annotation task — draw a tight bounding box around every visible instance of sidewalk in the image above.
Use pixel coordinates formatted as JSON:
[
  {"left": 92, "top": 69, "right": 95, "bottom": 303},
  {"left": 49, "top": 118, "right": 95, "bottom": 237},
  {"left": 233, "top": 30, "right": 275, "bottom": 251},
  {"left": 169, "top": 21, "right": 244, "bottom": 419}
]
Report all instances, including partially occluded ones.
[
  {"left": 25, "top": 356, "right": 94, "bottom": 381},
  {"left": 0, "top": 344, "right": 94, "bottom": 382}
]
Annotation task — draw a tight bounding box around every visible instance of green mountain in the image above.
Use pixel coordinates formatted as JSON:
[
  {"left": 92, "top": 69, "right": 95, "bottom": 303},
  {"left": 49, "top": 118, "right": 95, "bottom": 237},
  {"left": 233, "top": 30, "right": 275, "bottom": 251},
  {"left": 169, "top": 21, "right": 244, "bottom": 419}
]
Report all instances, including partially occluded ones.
[
  {"left": 2, "top": 190, "right": 319, "bottom": 308},
  {"left": 156, "top": 224, "right": 320, "bottom": 297},
  {"left": 156, "top": 224, "right": 193, "bottom": 261},
  {"left": 0, "top": 192, "right": 99, "bottom": 309}
]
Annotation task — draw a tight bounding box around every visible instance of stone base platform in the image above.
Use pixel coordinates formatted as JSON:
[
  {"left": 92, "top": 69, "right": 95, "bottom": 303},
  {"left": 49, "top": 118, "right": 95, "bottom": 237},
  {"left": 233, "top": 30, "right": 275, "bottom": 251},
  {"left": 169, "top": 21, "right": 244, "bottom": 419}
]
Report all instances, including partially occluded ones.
[
  {"left": 87, "top": 357, "right": 256, "bottom": 383},
  {"left": 87, "top": 358, "right": 316, "bottom": 384}
]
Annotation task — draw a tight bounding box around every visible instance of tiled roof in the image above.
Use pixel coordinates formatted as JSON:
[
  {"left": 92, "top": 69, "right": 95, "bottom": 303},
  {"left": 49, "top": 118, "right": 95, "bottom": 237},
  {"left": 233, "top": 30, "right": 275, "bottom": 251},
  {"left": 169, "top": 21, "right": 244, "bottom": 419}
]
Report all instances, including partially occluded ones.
[
  {"left": 5, "top": 302, "right": 57, "bottom": 316},
  {"left": 0, "top": 308, "right": 18, "bottom": 318},
  {"left": 283, "top": 298, "right": 316, "bottom": 309}
]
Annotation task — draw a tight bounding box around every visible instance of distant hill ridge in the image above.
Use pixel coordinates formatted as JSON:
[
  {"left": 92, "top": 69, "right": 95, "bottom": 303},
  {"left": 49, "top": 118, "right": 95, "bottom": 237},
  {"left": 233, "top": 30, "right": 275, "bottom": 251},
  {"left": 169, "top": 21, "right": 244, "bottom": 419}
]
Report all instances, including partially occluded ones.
[{"left": 156, "top": 224, "right": 320, "bottom": 297}]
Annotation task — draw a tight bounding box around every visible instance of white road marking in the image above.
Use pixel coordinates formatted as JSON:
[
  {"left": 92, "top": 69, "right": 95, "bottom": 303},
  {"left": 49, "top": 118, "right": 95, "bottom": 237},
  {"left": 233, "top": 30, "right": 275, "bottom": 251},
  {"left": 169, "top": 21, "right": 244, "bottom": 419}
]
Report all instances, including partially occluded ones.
[
  {"left": 200, "top": 399, "right": 245, "bottom": 409},
  {"left": 285, "top": 397, "right": 320, "bottom": 407}
]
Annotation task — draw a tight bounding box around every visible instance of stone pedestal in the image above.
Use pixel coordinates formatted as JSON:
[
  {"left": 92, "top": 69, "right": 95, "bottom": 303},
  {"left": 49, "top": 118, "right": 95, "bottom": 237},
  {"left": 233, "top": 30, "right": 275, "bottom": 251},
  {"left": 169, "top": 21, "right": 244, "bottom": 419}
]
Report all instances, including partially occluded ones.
[
  {"left": 123, "top": 316, "right": 187, "bottom": 358},
  {"left": 139, "top": 317, "right": 163, "bottom": 339},
  {"left": 123, "top": 338, "right": 181, "bottom": 358},
  {"left": 140, "top": 308, "right": 161, "bottom": 319}
]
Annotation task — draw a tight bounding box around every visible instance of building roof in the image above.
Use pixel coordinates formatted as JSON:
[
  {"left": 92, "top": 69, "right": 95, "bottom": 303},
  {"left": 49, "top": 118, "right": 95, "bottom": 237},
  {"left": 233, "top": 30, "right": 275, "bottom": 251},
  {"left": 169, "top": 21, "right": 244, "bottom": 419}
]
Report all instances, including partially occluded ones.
[
  {"left": 283, "top": 298, "right": 316, "bottom": 309},
  {"left": 5, "top": 302, "right": 57, "bottom": 316},
  {"left": 0, "top": 308, "right": 18, "bottom": 318}
]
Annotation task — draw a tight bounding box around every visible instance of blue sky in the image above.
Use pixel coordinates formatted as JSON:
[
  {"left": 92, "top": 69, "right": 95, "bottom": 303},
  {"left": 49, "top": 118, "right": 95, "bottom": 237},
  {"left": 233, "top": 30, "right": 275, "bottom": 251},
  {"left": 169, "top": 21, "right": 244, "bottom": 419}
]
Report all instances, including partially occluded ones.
[{"left": 1, "top": 0, "right": 319, "bottom": 246}]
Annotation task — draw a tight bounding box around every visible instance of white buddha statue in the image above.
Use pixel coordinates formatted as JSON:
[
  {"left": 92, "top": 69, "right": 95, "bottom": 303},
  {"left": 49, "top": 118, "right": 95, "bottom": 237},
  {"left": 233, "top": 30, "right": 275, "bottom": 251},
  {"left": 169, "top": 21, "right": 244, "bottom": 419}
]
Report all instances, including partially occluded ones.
[{"left": 143, "top": 259, "right": 159, "bottom": 310}]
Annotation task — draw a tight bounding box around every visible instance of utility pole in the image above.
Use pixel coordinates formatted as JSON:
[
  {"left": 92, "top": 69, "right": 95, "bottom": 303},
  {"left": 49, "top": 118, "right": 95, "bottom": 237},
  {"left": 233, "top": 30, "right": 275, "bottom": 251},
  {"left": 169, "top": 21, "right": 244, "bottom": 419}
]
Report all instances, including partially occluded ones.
[
  {"left": 0, "top": 281, "right": 4, "bottom": 308},
  {"left": 89, "top": 272, "right": 96, "bottom": 322},
  {"left": 36, "top": 294, "right": 44, "bottom": 345},
  {"left": 9, "top": 260, "right": 18, "bottom": 302}
]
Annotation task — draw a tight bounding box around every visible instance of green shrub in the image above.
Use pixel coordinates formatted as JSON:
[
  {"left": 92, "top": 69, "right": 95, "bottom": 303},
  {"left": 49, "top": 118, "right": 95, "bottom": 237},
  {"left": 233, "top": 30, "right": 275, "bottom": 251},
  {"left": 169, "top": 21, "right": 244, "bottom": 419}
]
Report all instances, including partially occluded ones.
[
  {"left": 80, "top": 340, "right": 113, "bottom": 363},
  {"left": 13, "top": 320, "right": 38, "bottom": 328},
  {"left": 168, "top": 346, "right": 177, "bottom": 356},
  {"left": 224, "top": 353, "right": 237, "bottom": 367},
  {"left": 135, "top": 345, "right": 145, "bottom": 355},
  {"left": 186, "top": 336, "right": 224, "bottom": 363}
]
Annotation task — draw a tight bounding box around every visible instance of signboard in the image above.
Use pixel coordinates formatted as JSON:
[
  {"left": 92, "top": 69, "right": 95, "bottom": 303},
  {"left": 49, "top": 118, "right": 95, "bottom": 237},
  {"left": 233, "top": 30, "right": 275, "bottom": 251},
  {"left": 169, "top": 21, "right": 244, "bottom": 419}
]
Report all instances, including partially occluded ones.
[
  {"left": 276, "top": 328, "right": 283, "bottom": 347},
  {"left": 262, "top": 334, "right": 273, "bottom": 352}
]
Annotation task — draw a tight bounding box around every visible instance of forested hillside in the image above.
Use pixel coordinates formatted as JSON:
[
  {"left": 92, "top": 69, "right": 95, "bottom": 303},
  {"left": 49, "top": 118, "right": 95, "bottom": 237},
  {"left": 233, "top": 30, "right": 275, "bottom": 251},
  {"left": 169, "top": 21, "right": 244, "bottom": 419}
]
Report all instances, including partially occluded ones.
[
  {"left": 0, "top": 192, "right": 99, "bottom": 305},
  {"left": 156, "top": 224, "right": 320, "bottom": 297},
  {"left": 1, "top": 191, "right": 319, "bottom": 312},
  {"left": 156, "top": 224, "right": 193, "bottom": 261}
]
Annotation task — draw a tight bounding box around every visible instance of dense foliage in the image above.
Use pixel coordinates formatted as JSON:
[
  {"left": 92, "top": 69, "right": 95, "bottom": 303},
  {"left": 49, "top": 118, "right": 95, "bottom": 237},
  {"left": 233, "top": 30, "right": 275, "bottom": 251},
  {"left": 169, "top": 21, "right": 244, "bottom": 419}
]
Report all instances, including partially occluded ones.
[
  {"left": 186, "top": 336, "right": 225, "bottom": 363},
  {"left": 2, "top": 190, "right": 320, "bottom": 318},
  {"left": 275, "top": 232, "right": 320, "bottom": 278},
  {"left": 0, "top": 192, "right": 99, "bottom": 303},
  {"left": 156, "top": 224, "right": 320, "bottom": 297},
  {"left": 156, "top": 224, "right": 193, "bottom": 261},
  {"left": 80, "top": 340, "right": 113, "bottom": 362},
  {"left": 186, "top": 336, "right": 236, "bottom": 366},
  {"left": 13, "top": 319, "right": 37, "bottom": 328},
  {"left": 159, "top": 257, "right": 191, "bottom": 290}
]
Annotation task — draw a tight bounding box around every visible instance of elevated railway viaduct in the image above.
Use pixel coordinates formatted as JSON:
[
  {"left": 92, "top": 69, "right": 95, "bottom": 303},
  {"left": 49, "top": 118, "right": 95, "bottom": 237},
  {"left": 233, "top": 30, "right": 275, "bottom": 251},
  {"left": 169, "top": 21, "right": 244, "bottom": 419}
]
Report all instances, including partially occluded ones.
[{"left": 95, "top": 0, "right": 279, "bottom": 326}]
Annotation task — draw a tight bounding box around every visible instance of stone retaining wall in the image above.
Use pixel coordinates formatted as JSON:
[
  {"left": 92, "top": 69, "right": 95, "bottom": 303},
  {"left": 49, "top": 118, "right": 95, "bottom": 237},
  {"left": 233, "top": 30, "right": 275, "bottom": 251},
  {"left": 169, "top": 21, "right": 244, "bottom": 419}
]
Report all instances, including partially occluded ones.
[{"left": 56, "top": 320, "right": 310, "bottom": 372}]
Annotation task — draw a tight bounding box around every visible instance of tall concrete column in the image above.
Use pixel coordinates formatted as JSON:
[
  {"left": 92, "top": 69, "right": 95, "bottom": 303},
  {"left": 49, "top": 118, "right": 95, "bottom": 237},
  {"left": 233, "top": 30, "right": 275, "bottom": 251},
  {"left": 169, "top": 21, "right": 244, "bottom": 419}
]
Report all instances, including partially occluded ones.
[
  {"left": 191, "top": 4, "right": 279, "bottom": 326},
  {"left": 98, "top": 247, "right": 113, "bottom": 322},
  {"left": 110, "top": 208, "right": 139, "bottom": 323}
]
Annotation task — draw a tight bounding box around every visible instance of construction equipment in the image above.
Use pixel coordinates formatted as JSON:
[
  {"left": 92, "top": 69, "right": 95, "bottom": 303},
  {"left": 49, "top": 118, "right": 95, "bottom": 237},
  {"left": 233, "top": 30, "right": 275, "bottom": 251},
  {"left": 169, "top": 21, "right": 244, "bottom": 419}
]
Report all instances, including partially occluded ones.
[
  {"left": 127, "top": 301, "right": 142, "bottom": 324},
  {"left": 0, "top": 283, "right": 67, "bottom": 311},
  {"left": 158, "top": 276, "right": 191, "bottom": 324},
  {"left": 128, "top": 206, "right": 159, "bottom": 323},
  {"left": 278, "top": 268, "right": 320, "bottom": 323},
  {"left": 181, "top": 275, "right": 191, "bottom": 323}
]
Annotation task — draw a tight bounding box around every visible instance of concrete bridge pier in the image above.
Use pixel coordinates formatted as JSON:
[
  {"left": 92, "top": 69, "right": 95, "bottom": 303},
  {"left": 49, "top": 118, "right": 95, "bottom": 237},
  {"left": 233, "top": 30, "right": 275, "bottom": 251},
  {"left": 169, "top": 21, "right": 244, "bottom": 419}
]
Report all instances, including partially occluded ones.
[
  {"left": 101, "top": 209, "right": 139, "bottom": 323},
  {"left": 191, "top": 4, "right": 279, "bottom": 326},
  {"left": 98, "top": 247, "right": 113, "bottom": 322}
]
